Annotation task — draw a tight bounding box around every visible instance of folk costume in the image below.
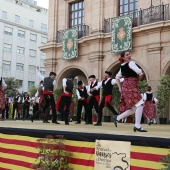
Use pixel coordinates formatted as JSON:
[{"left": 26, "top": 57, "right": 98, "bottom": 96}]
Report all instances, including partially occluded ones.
[
  {"left": 12, "top": 94, "right": 21, "bottom": 119},
  {"left": 86, "top": 75, "right": 100, "bottom": 124},
  {"left": 143, "top": 90, "right": 158, "bottom": 124},
  {"left": 0, "top": 77, "right": 7, "bottom": 119},
  {"left": 2, "top": 96, "right": 9, "bottom": 119},
  {"left": 114, "top": 60, "right": 147, "bottom": 132},
  {"left": 75, "top": 81, "right": 89, "bottom": 124},
  {"left": 93, "top": 71, "right": 120, "bottom": 126},
  {"left": 38, "top": 71, "right": 59, "bottom": 124},
  {"left": 23, "top": 93, "right": 30, "bottom": 120},
  {"left": 56, "top": 74, "right": 74, "bottom": 125}
]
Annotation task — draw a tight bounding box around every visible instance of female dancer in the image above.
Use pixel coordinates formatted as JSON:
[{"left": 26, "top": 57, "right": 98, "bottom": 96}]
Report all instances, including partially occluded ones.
[
  {"left": 143, "top": 86, "right": 158, "bottom": 125},
  {"left": 113, "top": 51, "right": 147, "bottom": 132}
]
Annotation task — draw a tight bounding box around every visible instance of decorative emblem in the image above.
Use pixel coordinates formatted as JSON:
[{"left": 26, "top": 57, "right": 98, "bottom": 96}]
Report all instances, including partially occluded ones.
[
  {"left": 117, "top": 28, "right": 126, "bottom": 42},
  {"left": 66, "top": 39, "right": 73, "bottom": 51}
]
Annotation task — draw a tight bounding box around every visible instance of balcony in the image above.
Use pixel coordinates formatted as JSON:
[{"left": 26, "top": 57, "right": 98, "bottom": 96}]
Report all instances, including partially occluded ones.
[
  {"left": 104, "top": 3, "right": 170, "bottom": 33},
  {"left": 56, "top": 24, "right": 89, "bottom": 43}
]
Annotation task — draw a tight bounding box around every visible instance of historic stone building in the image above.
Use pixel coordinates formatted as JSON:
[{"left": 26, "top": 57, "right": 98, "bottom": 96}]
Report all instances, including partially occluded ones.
[{"left": 40, "top": 0, "right": 170, "bottom": 119}]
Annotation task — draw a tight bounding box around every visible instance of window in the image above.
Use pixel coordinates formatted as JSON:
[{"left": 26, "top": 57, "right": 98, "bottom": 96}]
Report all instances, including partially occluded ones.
[
  {"left": 28, "top": 65, "right": 36, "bottom": 74},
  {"left": 17, "top": 80, "right": 23, "bottom": 87},
  {"left": 119, "top": 0, "right": 138, "bottom": 16},
  {"left": 16, "top": 64, "right": 24, "bottom": 71},
  {"left": 4, "top": 44, "right": 12, "bottom": 53},
  {"left": 4, "top": 27, "right": 13, "bottom": 36},
  {"left": 2, "top": 11, "right": 7, "bottom": 20},
  {"left": 28, "top": 81, "right": 35, "bottom": 88},
  {"left": 41, "top": 23, "right": 47, "bottom": 32},
  {"left": 29, "top": 20, "right": 34, "bottom": 27},
  {"left": 18, "top": 30, "right": 25, "bottom": 38},
  {"left": 30, "top": 33, "right": 37, "bottom": 42},
  {"left": 41, "top": 36, "right": 47, "bottom": 44},
  {"left": 3, "top": 62, "right": 11, "bottom": 70},
  {"left": 69, "top": 1, "right": 84, "bottom": 28},
  {"left": 40, "top": 52, "right": 46, "bottom": 59},
  {"left": 29, "top": 49, "right": 36, "bottom": 57},
  {"left": 15, "top": 15, "right": 20, "bottom": 23},
  {"left": 17, "top": 47, "right": 25, "bottom": 54}
]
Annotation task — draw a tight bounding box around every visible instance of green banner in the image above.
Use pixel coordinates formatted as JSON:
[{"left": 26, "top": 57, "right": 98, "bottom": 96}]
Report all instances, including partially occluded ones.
[
  {"left": 111, "top": 15, "right": 132, "bottom": 53},
  {"left": 62, "top": 27, "right": 78, "bottom": 60}
]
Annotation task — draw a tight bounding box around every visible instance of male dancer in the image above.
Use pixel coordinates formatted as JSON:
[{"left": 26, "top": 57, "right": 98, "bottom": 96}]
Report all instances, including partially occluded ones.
[
  {"left": 56, "top": 74, "right": 74, "bottom": 125},
  {"left": 92, "top": 71, "right": 122, "bottom": 126},
  {"left": 37, "top": 67, "right": 59, "bottom": 124},
  {"left": 86, "top": 75, "right": 100, "bottom": 124},
  {"left": 12, "top": 92, "right": 21, "bottom": 119},
  {"left": 75, "top": 80, "right": 88, "bottom": 124}
]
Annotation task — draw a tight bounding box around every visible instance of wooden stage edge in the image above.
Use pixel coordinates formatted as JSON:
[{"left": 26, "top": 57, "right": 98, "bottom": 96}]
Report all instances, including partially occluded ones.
[{"left": 0, "top": 120, "right": 169, "bottom": 139}]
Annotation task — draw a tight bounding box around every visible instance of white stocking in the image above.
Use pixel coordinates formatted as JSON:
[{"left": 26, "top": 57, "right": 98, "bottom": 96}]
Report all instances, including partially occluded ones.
[
  {"left": 117, "top": 107, "right": 136, "bottom": 121},
  {"left": 135, "top": 106, "right": 144, "bottom": 128}
]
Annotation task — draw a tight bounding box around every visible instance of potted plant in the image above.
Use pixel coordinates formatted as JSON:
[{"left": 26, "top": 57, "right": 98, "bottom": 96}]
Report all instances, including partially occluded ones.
[
  {"left": 103, "top": 107, "right": 112, "bottom": 122},
  {"left": 156, "top": 75, "right": 170, "bottom": 124}
]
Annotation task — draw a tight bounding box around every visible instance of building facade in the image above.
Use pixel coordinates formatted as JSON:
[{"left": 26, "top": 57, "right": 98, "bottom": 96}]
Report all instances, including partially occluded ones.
[
  {"left": 41, "top": 0, "right": 170, "bottom": 120},
  {"left": 0, "top": 0, "right": 48, "bottom": 92}
]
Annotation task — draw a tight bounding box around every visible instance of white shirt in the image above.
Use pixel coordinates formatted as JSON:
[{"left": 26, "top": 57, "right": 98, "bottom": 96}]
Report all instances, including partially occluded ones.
[
  {"left": 14, "top": 95, "right": 21, "bottom": 103},
  {"left": 116, "top": 61, "right": 142, "bottom": 79},
  {"left": 62, "top": 78, "right": 67, "bottom": 86},
  {"left": 143, "top": 91, "right": 159, "bottom": 103},
  {"left": 37, "top": 71, "right": 56, "bottom": 90},
  {"left": 76, "top": 86, "right": 89, "bottom": 99}
]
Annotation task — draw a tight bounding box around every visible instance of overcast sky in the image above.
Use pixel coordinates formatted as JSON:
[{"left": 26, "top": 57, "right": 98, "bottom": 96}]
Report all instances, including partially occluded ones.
[{"left": 36, "top": 0, "right": 49, "bottom": 9}]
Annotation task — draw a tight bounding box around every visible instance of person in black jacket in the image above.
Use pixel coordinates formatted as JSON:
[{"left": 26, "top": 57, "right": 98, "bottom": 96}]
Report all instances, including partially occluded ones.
[{"left": 75, "top": 81, "right": 89, "bottom": 124}]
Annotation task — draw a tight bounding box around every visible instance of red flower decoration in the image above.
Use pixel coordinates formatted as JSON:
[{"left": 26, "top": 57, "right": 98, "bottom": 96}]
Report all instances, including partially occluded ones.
[{"left": 119, "top": 58, "right": 124, "bottom": 63}]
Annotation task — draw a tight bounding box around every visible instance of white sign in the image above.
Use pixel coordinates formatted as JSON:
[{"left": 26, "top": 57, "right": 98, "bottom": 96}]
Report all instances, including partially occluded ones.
[{"left": 95, "top": 140, "right": 131, "bottom": 170}]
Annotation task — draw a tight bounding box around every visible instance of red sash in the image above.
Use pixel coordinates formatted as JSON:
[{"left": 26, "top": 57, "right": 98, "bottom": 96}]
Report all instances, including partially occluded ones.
[
  {"left": 56, "top": 92, "right": 72, "bottom": 111},
  {"left": 94, "top": 95, "right": 100, "bottom": 104},
  {"left": 43, "top": 90, "right": 53, "bottom": 95},
  {"left": 104, "top": 95, "right": 112, "bottom": 106}
]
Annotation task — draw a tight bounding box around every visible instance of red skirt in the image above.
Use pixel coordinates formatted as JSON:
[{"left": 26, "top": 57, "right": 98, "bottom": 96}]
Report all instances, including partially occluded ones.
[
  {"left": 120, "top": 77, "right": 142, "bottom": 113},
  {"left": 143, "top": 101, "right": 156, "bottom": 118},
  {"left": 0, "top": 88, "right": 5, "bottom": 110}
]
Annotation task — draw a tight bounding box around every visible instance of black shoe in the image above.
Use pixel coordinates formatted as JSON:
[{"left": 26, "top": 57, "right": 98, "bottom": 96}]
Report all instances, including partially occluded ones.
[
  {"left": 75, "top": 122, "right": 81, "bottom": 124},
  {"left": 133, "top": 127, "right": 147, "bottom": 132},
  {"left": 84, "top": 121, "right": 93, "bottom": 125},
  {"left": 94, "top": 123, "right": 102, "bottom": 126},
  {"left": 148, "top": 122, "right": 151, "bottom": 125},
  {"left": 52, "top": 121, "right": 60, "bottom": 124},
  {"left": 65, "top": 122, "right": 69, "bottom": 125},
  {"left": 113, "top": 115, "right": 118, "bottom": 127},
  {"left": 43, "top": 120, "right": 50, "bottom": 123},
  {"left": 31, "top": 116, "right": 34, "bottom": 122}
]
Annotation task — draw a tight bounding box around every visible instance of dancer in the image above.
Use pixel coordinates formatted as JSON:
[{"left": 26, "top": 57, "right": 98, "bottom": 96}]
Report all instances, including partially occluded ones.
[
  {"left": 143, "top": 86, "right": 158, "bottom": 125},
  {"left": 75, "top": 80, "right": 88, "bottom": 124},
  {"left": 113, "top": 51, "right": 147, "bottom": 132},
  {"left": 56, "top": 74, "right": 74, "bottom": 125},
  {"left": 23, "top": 92, "right": 30, "bottom": 120},
  {"left": 37, "top": 67, "right": 59, "bottom": 124},
  {"left": 86, "top": 75, "right": 100, "bottom": 124},
  {"left": 0, "top": 77, "right": 7, "bottom": 120},
  {"left": 92, "top": 71, "right": 123, "bottom": 126},
  {"left": 12, "top": 92, "right": 21, "bottom": 119},
  {"left": 2, "top": 94, "right": 9, "bottom": 120}
]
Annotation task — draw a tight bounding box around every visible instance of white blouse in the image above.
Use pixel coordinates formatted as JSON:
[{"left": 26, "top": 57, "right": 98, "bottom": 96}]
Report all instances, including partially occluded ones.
[{"left": 116, "top": 61, "right": 142, "bottom": 79}]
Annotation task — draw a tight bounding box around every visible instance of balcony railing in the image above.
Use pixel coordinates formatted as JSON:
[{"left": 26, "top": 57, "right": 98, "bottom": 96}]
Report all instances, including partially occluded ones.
[
  {"left": 104, "top": 3, "right": 170, "bottom": 33},
  {"left": 56, "top": 24, "right": 89, "bottom": 43}
]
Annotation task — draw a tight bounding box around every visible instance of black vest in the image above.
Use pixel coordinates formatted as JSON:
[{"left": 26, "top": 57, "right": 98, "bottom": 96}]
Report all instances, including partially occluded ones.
[
  {"left": 102, "top": 79, "right": 113, "bottom": 96},
  {"left": 146, "top": 93, "right": 153, "bottom": 101},
  {"left": 14, "top": 96, "right": 19, "bottom": 102},
  {"left": 90, "top": 81, "right": 100, "bottom": 96},
  {"left": 65, "top": 79, "right": 73, "bottom": 93},
  {"left": 78, "top": 86, "right": 88, "bottom": 99},
  {"left": 44, "top": 77, "right": 54, "bottom": 91},
  {"left": 121, "top": 63, "right": 138, "bottom": 78},
  {"left": 24, "top": 96, "right": 30, "bottom": 104}
]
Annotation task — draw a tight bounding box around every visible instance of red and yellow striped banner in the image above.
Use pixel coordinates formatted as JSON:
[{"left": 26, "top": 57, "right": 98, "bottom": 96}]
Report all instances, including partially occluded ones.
[{"left": 0, "top": 133, "right": 168, "bottom": 170}]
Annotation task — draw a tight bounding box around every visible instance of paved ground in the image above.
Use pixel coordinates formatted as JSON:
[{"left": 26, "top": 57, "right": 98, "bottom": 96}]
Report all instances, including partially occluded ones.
[{"left": 0, "top": 120, "right": 169, "bottom": 139}]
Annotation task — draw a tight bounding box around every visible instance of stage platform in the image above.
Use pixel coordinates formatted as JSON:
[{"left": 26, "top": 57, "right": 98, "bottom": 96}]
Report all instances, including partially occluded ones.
[{"left": 0, "top": 120, "right": 170, "bottom": 170}]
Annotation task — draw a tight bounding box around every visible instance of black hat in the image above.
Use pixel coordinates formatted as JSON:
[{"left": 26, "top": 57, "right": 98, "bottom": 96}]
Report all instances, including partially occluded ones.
[
  {"left": 67, "top": 74, "right": 74, "bottom": 79},
  {"left": 105, "top": 71, "right": 112, "bottom": 77},
  {"left": 78, "top": 80, "right": 83, "bottom": 86},
  {"left": 88, "top": 75, "right": 96, "bottom": 79}
]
